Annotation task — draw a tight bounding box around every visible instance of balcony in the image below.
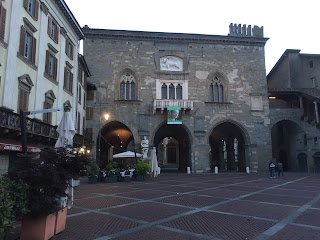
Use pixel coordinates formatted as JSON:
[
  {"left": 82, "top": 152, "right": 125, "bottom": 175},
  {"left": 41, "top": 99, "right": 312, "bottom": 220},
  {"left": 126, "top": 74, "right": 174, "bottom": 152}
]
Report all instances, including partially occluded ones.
[
  {"left": 153, "top": 99, "right": 194, "bottom": 114},
  {"left": 0, "top": 107, "right": 92, "bottom": 148}
]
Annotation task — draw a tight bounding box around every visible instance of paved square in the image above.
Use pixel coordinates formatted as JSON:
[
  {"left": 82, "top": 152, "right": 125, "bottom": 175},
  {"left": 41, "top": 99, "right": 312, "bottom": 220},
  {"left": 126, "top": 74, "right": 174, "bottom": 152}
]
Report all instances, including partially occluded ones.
[{"left": 5, "top": 173, "right": 320, "bottom": 240}]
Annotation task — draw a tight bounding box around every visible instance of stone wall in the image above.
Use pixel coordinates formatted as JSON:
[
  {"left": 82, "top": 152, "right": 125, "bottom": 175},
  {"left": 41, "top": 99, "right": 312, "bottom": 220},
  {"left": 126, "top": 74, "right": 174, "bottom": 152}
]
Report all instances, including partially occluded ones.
[{"left": 83, "top": 28, "right": 272, "bottom": 173}]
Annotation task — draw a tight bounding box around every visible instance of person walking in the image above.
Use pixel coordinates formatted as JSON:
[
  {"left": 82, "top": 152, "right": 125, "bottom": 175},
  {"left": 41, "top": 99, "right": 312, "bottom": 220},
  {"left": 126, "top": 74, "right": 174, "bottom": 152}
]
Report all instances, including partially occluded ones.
[
  {"left": 277, "top": 162, "right": 284, "bottom": 177},
  {"left": 269, "top": 160, "right": 276, "bottom": 178}
]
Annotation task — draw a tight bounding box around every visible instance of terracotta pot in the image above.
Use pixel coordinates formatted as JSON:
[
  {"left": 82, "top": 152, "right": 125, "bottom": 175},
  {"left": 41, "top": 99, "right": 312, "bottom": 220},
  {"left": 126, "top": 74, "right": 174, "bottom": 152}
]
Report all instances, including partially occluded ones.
[
  {"left": 55, "top": 207, "right": 67, "bottom": 234},
  {"left": 21, "top": 213, "right": 56, "bottom": 240}
]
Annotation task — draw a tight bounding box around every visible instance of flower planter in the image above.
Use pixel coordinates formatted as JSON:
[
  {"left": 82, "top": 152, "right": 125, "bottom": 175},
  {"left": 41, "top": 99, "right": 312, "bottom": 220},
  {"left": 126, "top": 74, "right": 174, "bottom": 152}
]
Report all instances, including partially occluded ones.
[
  {"left": 123, "top": 176, "right": 130, "bottom": 182},
  {"left": 136, "top": 175, "right": 144, "bottom": 181},
  {"left": 21, "top": 213, "right": 56, "bottom": 240},
  {"left": 55, "top": 207, "right": 67, "bottom": 234},
  {"left": 88, "top": 176, "right": 98, "bottom": 184},
  {"left": 105, "top": 176, "right": 117, "bottom": 183}
]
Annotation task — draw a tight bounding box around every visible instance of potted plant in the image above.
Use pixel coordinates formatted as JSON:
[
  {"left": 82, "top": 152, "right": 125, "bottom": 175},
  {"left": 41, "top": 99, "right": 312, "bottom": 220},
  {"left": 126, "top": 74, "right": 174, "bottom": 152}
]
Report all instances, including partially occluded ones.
[
  {"left": 88, "top": 163, "right": 99, "bottom": 184},
  {"left": 134, "top": 160, "right": 151, "bottom": 181},
  {"left": 6, "top": 147, "right": 89, "bottom": 240},
  {"left": 104, "top": 162, "right": 119, "bottom": 183}
]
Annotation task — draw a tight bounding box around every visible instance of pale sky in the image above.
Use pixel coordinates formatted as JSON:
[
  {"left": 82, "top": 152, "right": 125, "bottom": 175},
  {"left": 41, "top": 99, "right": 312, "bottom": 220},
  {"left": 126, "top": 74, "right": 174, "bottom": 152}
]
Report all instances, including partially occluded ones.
[{"left": 65, "top": 0, "right": 320, "bottom": 74}]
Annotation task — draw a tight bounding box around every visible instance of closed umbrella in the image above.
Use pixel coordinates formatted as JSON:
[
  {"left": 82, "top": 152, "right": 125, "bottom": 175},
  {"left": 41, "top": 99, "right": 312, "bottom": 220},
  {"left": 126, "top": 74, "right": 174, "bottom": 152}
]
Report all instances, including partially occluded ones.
[
  {"left": 150, "top": 147, "right": 159, "bottom": 177},
  {"left": 55, "top": 109, "right": 75, "bottom": 209},
  {"left": 55, "top": 111, "right": 76, "bottom": 148}
]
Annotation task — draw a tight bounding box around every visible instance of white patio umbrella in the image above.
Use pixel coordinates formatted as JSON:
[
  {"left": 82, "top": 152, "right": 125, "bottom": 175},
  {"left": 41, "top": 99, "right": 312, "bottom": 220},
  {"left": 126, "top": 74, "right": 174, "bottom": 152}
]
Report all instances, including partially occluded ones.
[
  {"left": 55, "top": 109, "right": 76, "bottom": 209},
  {"left": 150, "top": 147, "right": 159, "bottom": 177},
  {"left": 55, "top": 111, "right": 76, "bottom": 148},
  {"left": 113, "top": 151, "right": 142, "bottom": 158}
]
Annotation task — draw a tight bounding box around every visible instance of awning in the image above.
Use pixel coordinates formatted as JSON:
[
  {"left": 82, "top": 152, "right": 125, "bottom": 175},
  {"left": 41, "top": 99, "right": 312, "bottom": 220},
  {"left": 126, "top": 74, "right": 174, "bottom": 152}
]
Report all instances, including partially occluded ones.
[{"left": 0, "top": 140, "right": 41, "bottom": 153}]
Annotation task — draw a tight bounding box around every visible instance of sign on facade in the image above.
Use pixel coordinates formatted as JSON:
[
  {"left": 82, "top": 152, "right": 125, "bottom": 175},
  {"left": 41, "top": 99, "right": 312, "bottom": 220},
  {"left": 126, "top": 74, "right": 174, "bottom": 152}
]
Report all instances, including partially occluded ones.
[{"left": 167, "top": 106, "right": 182, "bottom": 124}]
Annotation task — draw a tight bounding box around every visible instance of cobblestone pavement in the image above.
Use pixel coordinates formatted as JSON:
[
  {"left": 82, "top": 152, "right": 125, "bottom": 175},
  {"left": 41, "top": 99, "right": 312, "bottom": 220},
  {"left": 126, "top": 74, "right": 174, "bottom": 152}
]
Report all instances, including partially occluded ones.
[{"left": 6, "top": 173, "right": 320, "bottom": 240}]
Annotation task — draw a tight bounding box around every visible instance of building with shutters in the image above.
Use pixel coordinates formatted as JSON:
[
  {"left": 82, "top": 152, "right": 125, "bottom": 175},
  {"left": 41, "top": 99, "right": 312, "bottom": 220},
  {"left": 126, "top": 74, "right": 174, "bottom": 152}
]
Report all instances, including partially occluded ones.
[{"left": 0, "top": 0, "right": 91, "bottom": 174}]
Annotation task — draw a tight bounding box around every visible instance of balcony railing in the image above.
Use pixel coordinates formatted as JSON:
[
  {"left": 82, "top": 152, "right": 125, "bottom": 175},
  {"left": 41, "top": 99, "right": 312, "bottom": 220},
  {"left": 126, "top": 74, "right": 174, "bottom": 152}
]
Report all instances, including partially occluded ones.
[
  {"left": 153, "top": 99, "right": 194, "bottom": 113},
  {"left": 0, "top": 108, "right": 92, "bottom": 147}
]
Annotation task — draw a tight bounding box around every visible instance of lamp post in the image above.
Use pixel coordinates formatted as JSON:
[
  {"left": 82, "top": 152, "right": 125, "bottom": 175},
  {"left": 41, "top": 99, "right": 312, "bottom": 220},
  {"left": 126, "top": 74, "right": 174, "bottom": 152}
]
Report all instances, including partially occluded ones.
[{"left": 98, "top": 103, "right": 109, "bottom": 166}]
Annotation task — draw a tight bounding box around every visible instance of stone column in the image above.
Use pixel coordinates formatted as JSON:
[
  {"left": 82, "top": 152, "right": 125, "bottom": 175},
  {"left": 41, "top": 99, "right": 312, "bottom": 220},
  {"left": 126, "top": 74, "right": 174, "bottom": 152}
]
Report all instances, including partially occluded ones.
[
  {"left": 299, "top": 96, "right": 303, "bottom": 109},
  {"left": 314, "top": 101, "right": 319, "bottom": 124}
]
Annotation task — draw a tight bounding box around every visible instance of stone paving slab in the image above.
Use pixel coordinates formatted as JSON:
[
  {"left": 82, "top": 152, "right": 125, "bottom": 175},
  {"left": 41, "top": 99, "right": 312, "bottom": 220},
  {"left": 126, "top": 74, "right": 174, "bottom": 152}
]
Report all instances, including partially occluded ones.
[
  {"left": 211, "top": 200, "right": 298, "bottom": 220},
  {"left": 196, "top": 188, "right": 249, "bottom": 198},
  {"left": 115, "top": 189, "right": 175, "bottom": 200},
  {"left": 112, "top": 226, "right": 206, "bottom": 240},
  {"left": 161, "top": 211, "right": 275, "bottom": 239},
  {"left": 103, "top": 202, "right": 191, "bottom": 222},
  {"left": 293, "top": 209, "right": 320, "bottom": 227},
  {"left": 242, "top": 193, "right": 312, "bottom": 206},
  {"left": 54, "top": 212, "right": 141, "bottom": 240},
  {"left": 155, "top": 193, "right": 226, "bottom": 208},
  {"left": 270, "top": 225, "right": 320, "bottom": 240},
  {"left": 75, "top": 195, "right": 138, "bottom": 209}
]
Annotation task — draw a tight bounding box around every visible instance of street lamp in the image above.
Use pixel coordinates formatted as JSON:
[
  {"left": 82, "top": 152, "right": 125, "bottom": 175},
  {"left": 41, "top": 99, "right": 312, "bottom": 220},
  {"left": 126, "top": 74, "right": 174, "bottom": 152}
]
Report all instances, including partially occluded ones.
[{"left": 98, "top": 105, "right": 109, "bottom": 166}]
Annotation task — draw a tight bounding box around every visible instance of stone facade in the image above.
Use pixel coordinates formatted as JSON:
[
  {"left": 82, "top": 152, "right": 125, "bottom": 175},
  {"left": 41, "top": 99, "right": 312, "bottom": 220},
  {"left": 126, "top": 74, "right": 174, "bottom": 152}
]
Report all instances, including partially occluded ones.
[
  {"left": 267, "top": 49, "right": 320, "bottom": 172},
  {"left": 83, "top": 25, "right": 272, "bottom": 173}
]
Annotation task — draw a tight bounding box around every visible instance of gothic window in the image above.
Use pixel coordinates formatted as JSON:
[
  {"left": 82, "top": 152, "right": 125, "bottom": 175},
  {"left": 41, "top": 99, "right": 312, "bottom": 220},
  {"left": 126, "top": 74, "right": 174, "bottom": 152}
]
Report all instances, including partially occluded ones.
[
  {"left": 169, "top": 84, "right": 175, "bottom": 99},
  {"left": 210, "top": 76, "right": 224, "bottom": 103},
  {"left": 161, "top": 84, "right": 167, "bottom": 99},
  {"left": 120, "top": 73, "right": 135, "bottom": 100},
  {"left": 176, "top": 84, "right": 182, "bottom": 99}
]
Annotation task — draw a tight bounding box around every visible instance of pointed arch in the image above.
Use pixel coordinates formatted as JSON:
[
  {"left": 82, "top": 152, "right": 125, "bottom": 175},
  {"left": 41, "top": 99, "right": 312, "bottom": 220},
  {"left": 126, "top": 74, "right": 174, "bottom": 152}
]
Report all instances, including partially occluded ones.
[
  {"left": 207, "top": 71, "right": 228, "bottom": 103},
  {"left": 118, "top": 68, "right": 138, "bottom": 100}
]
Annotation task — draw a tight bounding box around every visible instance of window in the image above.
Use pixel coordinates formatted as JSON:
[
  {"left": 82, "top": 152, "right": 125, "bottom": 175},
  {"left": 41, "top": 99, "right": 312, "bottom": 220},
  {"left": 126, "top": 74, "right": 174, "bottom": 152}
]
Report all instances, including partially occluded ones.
[
  {"left": 120, "top": 73, "right": 135, "bottom": 100},
  {"left": 311, "top": 77, "right": 317, "bottom": 88},
  {"left": 23, "top": 0, "right": 39, "bottom": 20},
  {"left": 83, "top": 93, "right": 86, "bottom": 109},
  {"left": 77, "top": 112, "right": 80, "bottom": 134},
  {"left": 17, "top": 75, "right": 34, "bottom": 113},
  {"left": 47, "top": 16, "right": 59, "bottom": 43},
  {"left": 0, "top": 5, "right": 6, "bottom": 40},
  {"left": 43, "top": 90, "right": 55, "bottom": 124},
  {"left": 160, "top": 82, "right": 186, "bottom": 100},
  {"left": 18, "top": 88, "right": 29, "bottom": 112},
  {"left": 19, "top": 26, "right": 36, "bottom": 64},
  {"left": 65, "top": 38, "right": 73, "bottom": 60},
  {"left": 45, "top": 50, "right": 58, "bottom": 80},
  {"left": 78, "top": 86, "right": 81, "bottom": 104},
  {"left": 86, "top": 107, "right": 93, "bottom": 120},
  {"left": 87, "top": 91, "right": 94, "bottom": 100},
  {"left": 210, "top": 77, "right": 224, "bottom": 103},
  {"left": 78, "top": 67, "right": 83, "bottom": 84},
  {"left": 64, "top": 67, "right": 73, "bottom": 93}
]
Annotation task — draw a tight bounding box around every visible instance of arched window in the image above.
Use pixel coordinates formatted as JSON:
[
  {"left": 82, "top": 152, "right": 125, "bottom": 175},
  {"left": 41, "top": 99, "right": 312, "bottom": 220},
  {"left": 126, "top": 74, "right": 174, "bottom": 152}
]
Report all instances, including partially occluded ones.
[
  {"left": 176, "top": 84, "right": 182, "bottom": 99},
  {"left": 169, "top": 83, "right": 175, "bottom": 99},
  {"left": 210, "top": 76, "right": 224, "bottom": 103},
  {"left": 161, "top": 83, "right": 167, "bottom": 99},
  {"left": 120, "top": 73, "right": 135, "bottom": 100}
]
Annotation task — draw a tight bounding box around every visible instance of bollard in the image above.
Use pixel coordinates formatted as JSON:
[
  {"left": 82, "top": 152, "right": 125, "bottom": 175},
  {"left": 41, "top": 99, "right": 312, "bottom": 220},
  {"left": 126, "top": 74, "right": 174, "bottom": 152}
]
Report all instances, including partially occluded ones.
[
  {"left": 214, "top": 166, "right": 218, "bottom": 174},
  {"left": 187, "top": 167, "right": 191, "bottom": 174},
  {"left": 246, "top": 167, "right": 250, "bottom": 174}
]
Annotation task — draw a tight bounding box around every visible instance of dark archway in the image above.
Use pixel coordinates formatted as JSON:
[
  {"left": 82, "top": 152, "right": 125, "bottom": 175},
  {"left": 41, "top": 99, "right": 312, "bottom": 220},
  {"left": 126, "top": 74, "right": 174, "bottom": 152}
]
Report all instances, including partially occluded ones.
[
  {"left": 209, "top": 122, "right": 247, "bottom": 172},
  {"left": 153, "top": 122, "right": 191, "bottom": 171},
  {"left": 97, "top": 121, "right": 134, "bottom": 167},
  {"left": 271, "top": 120, "right": 304, "bottom": 171}
]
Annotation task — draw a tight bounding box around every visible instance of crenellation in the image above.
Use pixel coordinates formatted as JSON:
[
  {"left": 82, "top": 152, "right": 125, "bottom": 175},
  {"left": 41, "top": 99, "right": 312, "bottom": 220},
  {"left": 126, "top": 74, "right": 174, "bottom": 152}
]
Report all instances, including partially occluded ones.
[{"left": 229, "top": 23, "right": 263, "bottom": 38}]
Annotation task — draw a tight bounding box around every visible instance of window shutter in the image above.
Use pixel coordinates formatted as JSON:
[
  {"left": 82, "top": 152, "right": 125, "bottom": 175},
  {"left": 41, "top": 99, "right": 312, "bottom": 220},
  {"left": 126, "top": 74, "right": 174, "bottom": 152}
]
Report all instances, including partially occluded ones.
[
  {"left": 0, "top": 6, "right": 6, "bottom": 40},
  {"left": 55, "top": 26, "right": 59, "bottom": 43},
  {"left": 70, "top": 44, "right": 73, "bottom": 60},
  {"left": 78, "top": 86, "right": 81, "bottom": 103},
  {"left": 45, "top": 50, "right": 49, "bottom": 74},
  {"left": 70, "top": 72, "right": 73, "bottom": 93},
  {"left": 65, "top": 38, "right": 68, "bottom": 54},
  {"left": 19, "top": 26, "right": 26, "bottom": 56},
  {"left": 43, "top": 102, "right": 47, "bottom": 123},
  {"left": 34, "top": 0, "right": 39, "bottom": 20},
  {"left": 83, "top": 93, "right": 86, "bottom": 109},
  {"left": 64, "top": 67, "right": 67, "bottom": 89},
  {"left": 31, "top": 36, "right": 36, "bottom": 64},
  {"left": 23, "top": 0, "right": 28, "bottom": 9},
  {"left": 53, "top": 57, "right": 58, "bottom": 80},
  {"left": 47, "top": 17, "right": 52, "bottom": 36}
]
